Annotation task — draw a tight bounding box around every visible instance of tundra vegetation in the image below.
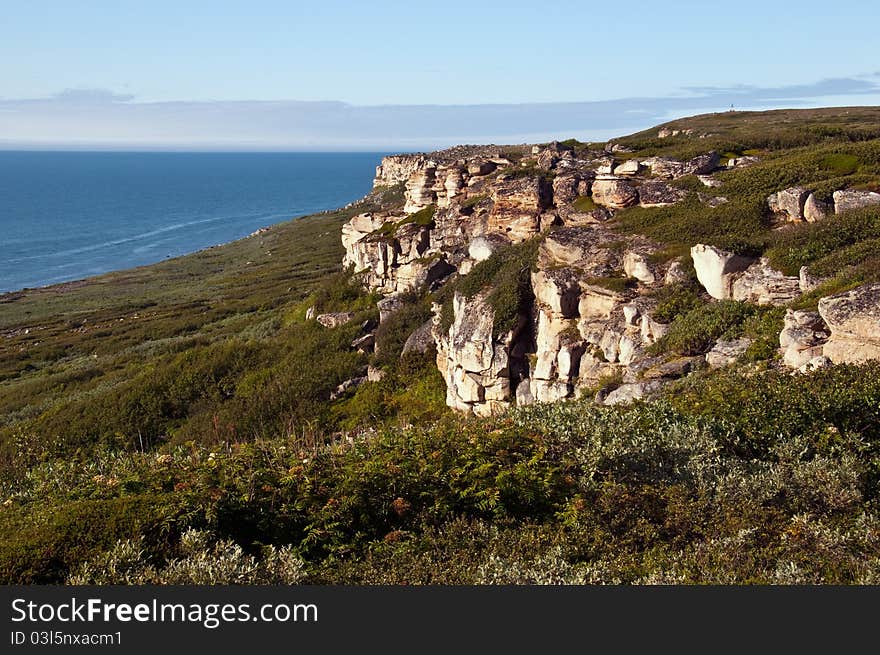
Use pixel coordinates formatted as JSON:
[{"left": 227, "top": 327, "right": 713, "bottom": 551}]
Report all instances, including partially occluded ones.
[{"left": 3, "top": 108, "right": 880, "bottom": 584}]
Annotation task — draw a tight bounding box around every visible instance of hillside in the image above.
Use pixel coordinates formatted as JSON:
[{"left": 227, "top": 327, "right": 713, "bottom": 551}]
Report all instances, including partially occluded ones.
[{"left": 2, "top": 107, "right": 880, "bottom": 584}]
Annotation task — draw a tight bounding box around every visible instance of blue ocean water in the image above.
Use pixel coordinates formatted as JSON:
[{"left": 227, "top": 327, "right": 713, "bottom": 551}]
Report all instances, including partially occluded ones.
[{"left": 0, "top": 151, "right": 386, "bottom": 293}]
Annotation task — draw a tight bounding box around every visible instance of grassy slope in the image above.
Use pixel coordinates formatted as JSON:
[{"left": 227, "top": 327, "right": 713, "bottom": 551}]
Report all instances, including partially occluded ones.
[{"left": 2, "top": 108, "right": 880, "bottom": 584}]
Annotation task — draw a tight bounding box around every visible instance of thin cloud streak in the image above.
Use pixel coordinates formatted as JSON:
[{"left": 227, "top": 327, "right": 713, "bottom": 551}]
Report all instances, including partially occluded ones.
[{"left": 1, "top": 77, "right": 878, "bottom": 151}]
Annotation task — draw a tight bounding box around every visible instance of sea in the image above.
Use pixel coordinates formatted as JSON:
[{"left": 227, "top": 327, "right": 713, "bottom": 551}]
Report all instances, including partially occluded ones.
[{"left": 0, "top": 151, "right": 387, "bottom": 293}]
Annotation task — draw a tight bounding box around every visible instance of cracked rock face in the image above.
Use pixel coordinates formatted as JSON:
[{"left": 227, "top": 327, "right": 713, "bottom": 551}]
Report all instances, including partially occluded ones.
[
  {"left": 433, "top": 291, "right": 526, "bottom": 417},
  {"left": 731, "top": 258, "right": 801, "bottom": 306},
  {"left": 347, "top": 150, "right": 880, "bottom": 417},
  {"left": 488, "top": 176, "right": 552, "bottom": 242},
  {"left": 833, "top": 190, "right": 880, "bottom": 214},
  {"left": 768, "top": 187, "right": 809, "bottom": 221},
  {"left": 690, "top": 244, "right": 753, "bottom": 300},
  {"left": 779, "top": 310, "right": 829, "bottom": 369},
  {"left": 819, "top": 283, "right": 880, "bottom": 364},
  {"left": 591, "top": 177, "right": 639, "bottom": 209}
]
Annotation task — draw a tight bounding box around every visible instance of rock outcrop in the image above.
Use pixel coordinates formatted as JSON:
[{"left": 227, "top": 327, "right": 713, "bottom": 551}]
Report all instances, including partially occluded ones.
[
  {"left": 343, "top": 146, "right": 880, "bottom": 417},
  {"left": 690, "top": 244, "right": 753, "bottom": 300},
  {"left": 731, "top": 259, "right": 801, "bottom": 306},
  {"left": 833, "top": 190, "right": 880, "bottom": 214},
  {"left": 779, "top": 310, "right": 829, "bottom": 369},
  {"left": 768, "top": 187, "right": 809, "bottom": 221},
  {"left": 433, "top": 292, "right": 528, "bottom": 416},
  {"left": 819, "top": 284, "right": 880, "bottom": 364}
]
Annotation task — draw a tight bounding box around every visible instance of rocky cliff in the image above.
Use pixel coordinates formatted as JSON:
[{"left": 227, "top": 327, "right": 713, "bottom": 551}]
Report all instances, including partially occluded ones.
[{"left": 328, "top": 134, "right": 880, "bottom": 415}]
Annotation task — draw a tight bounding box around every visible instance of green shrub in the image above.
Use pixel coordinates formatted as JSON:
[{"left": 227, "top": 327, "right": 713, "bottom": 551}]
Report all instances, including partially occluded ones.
[
  {"left": 650, "top": 300, "right": 759, "bottom": 356},
  {"left": 649, "top": 282, "right": 705, "bottom": 323},
  {"left": 439, "top": 239, "right": 540, "bottom": 333},
  {"left": 0, "top": 494, "right": 178, "bottom": 584}
]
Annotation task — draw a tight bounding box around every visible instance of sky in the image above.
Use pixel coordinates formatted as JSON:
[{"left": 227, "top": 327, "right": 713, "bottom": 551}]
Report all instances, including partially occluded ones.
[{"left": 2, "top": 0, "right": 879, "bottom": 150}]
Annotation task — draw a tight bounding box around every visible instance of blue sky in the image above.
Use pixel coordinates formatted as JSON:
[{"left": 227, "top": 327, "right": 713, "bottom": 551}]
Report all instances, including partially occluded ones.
[{"left": 2, "top": 0, "right": 879, "bottom": 149}]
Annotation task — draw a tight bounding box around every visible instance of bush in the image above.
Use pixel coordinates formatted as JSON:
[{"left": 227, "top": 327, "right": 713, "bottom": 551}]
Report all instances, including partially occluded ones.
[
  {"left": 649, "top": 300, "right": 759, "bottom": 356},
  {"left": 0, "top": 494, "right": 178, "bottom": 584},
  {"left": 439, "top": 239, "right": 539, "bottom": 333}
]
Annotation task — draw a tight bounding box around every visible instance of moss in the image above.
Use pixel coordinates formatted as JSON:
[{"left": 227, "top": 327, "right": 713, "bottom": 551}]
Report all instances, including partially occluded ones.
[
  {"left": 571, "top": 195, "right": 598, "bottom": 212},
  {"left": 821, "top": 153, "right": 860, "bottom": 175},
  {"left": 582, "top": 276, "right": 636, "bottom": 294},
  {"left": 371, "top": 205, "right": 437, "bottom": 238}
]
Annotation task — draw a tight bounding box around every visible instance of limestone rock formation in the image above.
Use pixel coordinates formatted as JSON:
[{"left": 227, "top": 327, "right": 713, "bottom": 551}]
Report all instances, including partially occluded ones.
[
  {"left": 706, "top": 338, "right": 752, "bottom": 368},
  {"left": 343, "top": 142, "right": 880, "bottom": 418},
  {"left": 767, "top": 187, "right": 809, "bottom": 221},
  {"left": 833, "top": 190, "right": 880, "bottom": 214},
  {"left": 731, "top": 259, "right": 801, "bottom": 306},
  {"left": 779, "top": 310, "right": 829, "bottom": 369},
  {"left": 690, "top": 244, "right": 753, "bottom": 300},
  {"left": 591, "top": 177, "right": 639, "bottom": 208},
  {"left": 374, "top": 155, "right": 427, "bottom": 187},
  {"left": 819, "top": 283, "right": 880, "bottom": 364},
  {"left": 488, "top": 176, "right": 552, "bottom": 242},
  {"left": 638, "top": 181, "right": 687, "bottom": 207},
  {"left": 433, "top": 291, "right": 527, "bottom": 416},
  {"left": 803, "top": 193, "right": 831, "bottom": 222}
]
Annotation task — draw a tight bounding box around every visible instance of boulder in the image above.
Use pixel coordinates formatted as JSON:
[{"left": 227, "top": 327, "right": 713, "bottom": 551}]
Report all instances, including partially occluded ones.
[
  {"left": 664, "top": 261, "right": 691, "bottom": 285},
  {"left": 596, "top": 158, "right": 616, "bottom": 175},
  {"left": 622, "top": 252, "right": 655, "bottom": 285},
  {"left": 638, "top": 181, "right": 687, "bottom": 207},
  {"left": 779, "top": 309, "right": 829, "bottom": 369},
  {"left": 351, "top": 333, "right": 375, "bottom": 352},
  {"left": 819, "top": 283, "right": 880, "bottom": 364},
  {"left": 706, "top": 338, "right": 752, "bottom": 368},
  {"left": 591, "top": 177, "right": 639, "bottom": 208},
  {"left": 395, "top": 257, "right": 455, "bottom": 293},
  {"left": 613, "top": 159, "right": 641, "bottom": 175},
  {"left": 767, "top": 187, "right": 809, "bottom": 221},
  {"left": 536, "top": 150, "right": 559, "bottom": 171},
  {"left": 684, "top": 152, "right": 720, "bottom": 176},
  {"left": 727, "top": 156, "right": 759, "bottom": 168},
  {"left": 697, "top": 175, "right": 723, "bottom": 188},
  {"left": 690, "top": 244, "right": 753, "bottom": 300},
  {"left": 468, "top": 234, "right": 510, "bottom": 262},
  {"left": 553, "top": 173, "right": 589, "bottom": 204},
  {"left": 541, "top": 227, "right": 595, "bottom": 265},
  {"left": 603, "top": 381, "right": 664, "bottom": 406},
  {"left": 803, "top": 193, "right": 830, "bottom": 223},
  {"left": 401, "top": 320, "right": 435, "bottom": 356},
  {"left": 367, "top": 366, "right": 387, "bottom": 382},
  {"left": 467, "top": 160, "right": 496, "bottom": 176},
  {"left": 330, "top": 376, "right": 367, "bottom": 400},
  {"left": 642, "top": 356, "right": 703, "bottom": 380},
  {"left": 561, "top": 208, "right": 610, "bottom": 227},
  {"left": 378, "top": 296, "right": 406, "bottom": 323},
  {"left": 316, "top": 312, "right": 355, "bottom": 328},
  {"left": 648, "top": 152, "right": 719, "bottom": 179},
  {"left": 730, "top": 258, "right": 801, "bottom": 306},
  {"left": 833, "top": 190, "right": 880, "bottom": 214}
]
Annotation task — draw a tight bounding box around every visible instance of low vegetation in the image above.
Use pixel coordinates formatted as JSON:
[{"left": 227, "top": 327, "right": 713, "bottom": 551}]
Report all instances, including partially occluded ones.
[{"left": 4, "top": 108, "right": 880, "bottom": 584}]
